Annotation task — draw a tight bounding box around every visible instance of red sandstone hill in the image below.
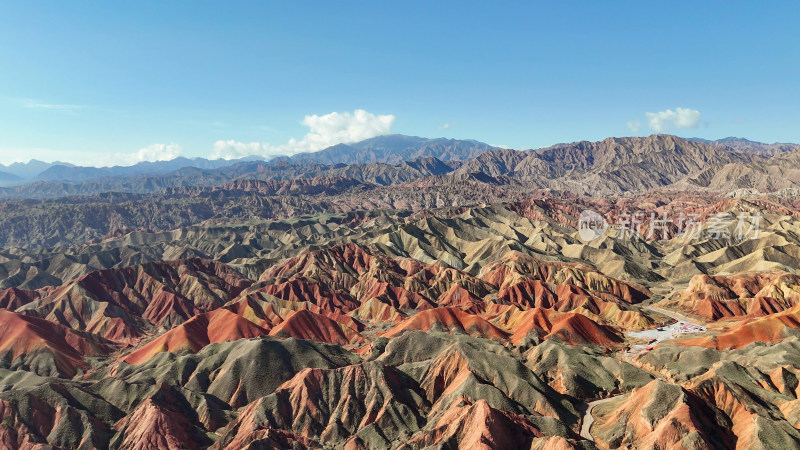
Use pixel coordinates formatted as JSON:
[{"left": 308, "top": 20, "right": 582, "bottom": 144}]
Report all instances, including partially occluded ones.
[
  {"left": 347, "top": 297, "right": 407, "bottom": 324},
  {"left": 268, "top": 309, "right": 362, "bottom": 345},
  {"left": 382, "top": 307, "right": 510, "bottom": 341},
  {"left": 0, "top": 308, "right": 113, "bottom": 376},
  {"left": 251, "top": 277, "right": 360, "bottom": 314},
  {"left": 670, "top": 273, "right": 800, "bottom": 320},
  {"left": 680, "top": 303, "right": 800, "bottom": 350},
  {"left": 0, "top": 259, "right": 250, "bottom": 344},
  {"left": 353, "top": 277, "right": 436, "bottom": 310},
  {"left": 401, "top": 397, "right": 547, "bottom": 449},
  {"left": 248, "top": 244, "right": 651, "bottom": 338},
  {"left": 497, "top": 279, "right": 557, "bottom": 307},
  {"left": 121, "top": 308, "right": 269, "bottom": 365},
  {"left": 589, "top": 380, "right": 736, "bottom": 449},
  {"left": 259, "top": 243, "right": 394, "bottom": 289},
  {"left": 437, "top": 284, "right": 486, "bottom": 309},
  {"left": 484, "top": 305, "right": 623, "bottom": 347},
  {"left": 257, "top": 244, "right": 447, "bottom": 312},
  {"left": 0, "top": 287, "right": 43, "bottom": 310},
  {"left": 496, "top": 279, "right": 625, "bottom": 318},
  {"left": 112, "top": 383, "right": 212, "bottom": 449},
  {"left": 406, "top": 265, "right": 494, "bottom": 301},
  {"left": 480, "top": 252, "right": 650, "bottom": 303}
]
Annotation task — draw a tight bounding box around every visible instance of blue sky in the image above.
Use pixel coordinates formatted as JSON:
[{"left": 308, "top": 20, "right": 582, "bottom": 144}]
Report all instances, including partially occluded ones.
[{"left": 1, "top": 1, "right": 798, "bottom": 165}]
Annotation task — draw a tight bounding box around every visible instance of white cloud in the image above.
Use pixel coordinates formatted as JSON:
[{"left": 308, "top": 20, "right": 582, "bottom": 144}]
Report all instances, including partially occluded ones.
[
  {"left": 438, "top": 121, "right": 456, "bottom": 130},
  {"left": 211, "top": 109, "right": 396, "bottom": 160},
  {"left": 626, "top": 120, "right": 641, "bottom": 133},
  {"left": 645, "top": 107, "right": 701, "bottom": 132},
  {"left": 114, "top": 143, "right": 183, "bottom": 166},
  {"left": 210, "top": 141, "right": 265, "bottom": 159},
  {"left": 24, "top": 102, "right": 88, "bottom": 110},
  {"left": 22, "top": 99, "right": 91, "bottom": 113}
]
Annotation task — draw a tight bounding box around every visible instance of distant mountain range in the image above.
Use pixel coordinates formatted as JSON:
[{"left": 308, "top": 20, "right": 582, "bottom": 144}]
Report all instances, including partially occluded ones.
[
  {"left": 0, "top": 135, "right": 496, "bottom": 187},
  {"left": 277, "top": 135, "right": 498, "bottom": 165},
  {"left": 0, "top": 170, "right": 21, "bottom": 184},
  {"left": 0, "top": 160, "right": 67, "bottom": 186},
  {"left": 0, "top": 159, "right": 75, "bottom": 179},
  {"left": 0, "top": 135, "right": 496, "bottom": 191},
  {"left": 33, "top": 156, "right": 260, "bottom": 182},
  {"left": 1, "top": 134, "right": 799, "bottom": 197},
  {"left": 0, "top": 157, "right": 258, "bottom": 187},
  {"left": 689, "top": 136, "right": 800, "bottom": 155}
]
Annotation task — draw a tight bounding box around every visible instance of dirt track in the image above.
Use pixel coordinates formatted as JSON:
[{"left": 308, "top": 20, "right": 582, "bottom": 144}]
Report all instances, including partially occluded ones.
[{"left": 579, "top": 396, "right": 621, "bottom": 441}]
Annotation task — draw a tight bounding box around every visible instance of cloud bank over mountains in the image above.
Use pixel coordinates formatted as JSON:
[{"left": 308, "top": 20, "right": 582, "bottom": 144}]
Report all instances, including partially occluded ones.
[
  {"left": 115, "top": 143, "right": 183, "bottom": 166},
  {"left": 211, "top": 109, "right": 396, "bottom": 160},
  {"left": 0, "top": 144, "right": 183, "bottom": 167},
  {"left": 1, "top": 109, "right": 395, "bottom": 167}
]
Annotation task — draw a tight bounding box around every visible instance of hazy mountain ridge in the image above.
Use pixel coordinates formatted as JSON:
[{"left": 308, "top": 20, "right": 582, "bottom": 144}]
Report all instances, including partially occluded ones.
[
  {"left": 34, "top": 156, "right": 262, "bottom": 182},
  {"left": 0, "top": 134, "right": 763, "bottom": 198},
  {"left": 0, "top": 135, "right": 493, "bottom": 195},
  {"left": 0, "top": 171, "right": 21, "bottom": 185},
  {"left": 280, "top": 134, "right": 497, "bottom": 165},
  {"left": 0, "top": 159, "right": 74, "bottom": 179},
  {"left": 690, "top": 136, "right": 800, "bottom": 155},
  {"left": 0, "top": 158, "right": 463, "bottom": 199},
  {"left": 6, "top": 134, "right": 798, "bottom": 199}
]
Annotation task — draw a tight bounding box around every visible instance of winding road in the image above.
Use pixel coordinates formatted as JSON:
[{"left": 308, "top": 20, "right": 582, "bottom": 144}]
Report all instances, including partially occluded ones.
[
  {"left": 579, "top": 305, "right": 708, "bottom": 442},
  {"left": 579, "top": 396, "right": 620, "bottom": 441}
]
